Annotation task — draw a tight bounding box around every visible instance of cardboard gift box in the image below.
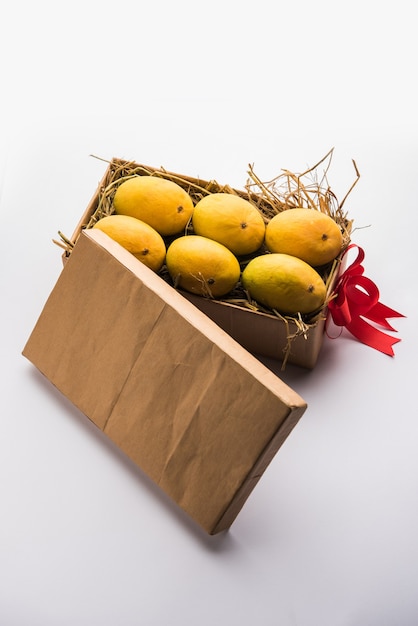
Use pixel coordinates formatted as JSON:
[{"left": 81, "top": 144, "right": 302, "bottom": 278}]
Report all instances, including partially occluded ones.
[
  {"left": 23, "top": 156, "right": 351, "bottom": 534},
  {"left": 59, "top": 157, "right": 351, "bottom": 369}
]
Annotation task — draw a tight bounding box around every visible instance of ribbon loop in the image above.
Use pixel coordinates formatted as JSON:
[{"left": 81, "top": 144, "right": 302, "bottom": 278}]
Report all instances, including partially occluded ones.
[{"left": 327, "top": 245, "right": 405, "bottom": 356}]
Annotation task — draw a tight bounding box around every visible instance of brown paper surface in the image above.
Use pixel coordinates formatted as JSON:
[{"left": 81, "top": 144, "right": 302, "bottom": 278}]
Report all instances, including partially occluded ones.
[
  {"left": 23, "top": 229, "right": 307, "bottom": 533},
  {"left": 182, "top": 292, "right": 326, "bottom": 368}
]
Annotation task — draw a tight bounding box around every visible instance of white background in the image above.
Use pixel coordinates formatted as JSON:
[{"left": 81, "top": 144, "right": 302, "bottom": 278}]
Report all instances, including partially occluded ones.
[{"left": 1, "top": 1, "right": 417, "bottom": 625}]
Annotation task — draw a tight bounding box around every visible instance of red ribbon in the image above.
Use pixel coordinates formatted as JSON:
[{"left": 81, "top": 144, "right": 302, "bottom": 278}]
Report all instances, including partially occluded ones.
[{"left": 327, "top": 244, "right": 405, "bottom": 356}]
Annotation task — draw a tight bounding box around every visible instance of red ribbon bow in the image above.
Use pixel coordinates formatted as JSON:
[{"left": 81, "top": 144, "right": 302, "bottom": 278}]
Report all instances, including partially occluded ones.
[{"left": 327, "top": 244, "right": 405, "bottom": 356}]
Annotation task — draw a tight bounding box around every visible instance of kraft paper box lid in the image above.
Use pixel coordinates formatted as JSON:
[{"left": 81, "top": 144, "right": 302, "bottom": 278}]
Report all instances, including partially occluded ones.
[{"left": 23, "top": 229, "right": 307, "bottom": 534}]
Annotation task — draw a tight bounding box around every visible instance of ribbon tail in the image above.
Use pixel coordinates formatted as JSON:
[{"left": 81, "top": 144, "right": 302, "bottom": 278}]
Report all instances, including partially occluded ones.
[
  {"left": 346, "top": 317, "right": 402, "bottom": 357},
  {"left": 366, "top": 302, "right": 406, "bottom": 331}
]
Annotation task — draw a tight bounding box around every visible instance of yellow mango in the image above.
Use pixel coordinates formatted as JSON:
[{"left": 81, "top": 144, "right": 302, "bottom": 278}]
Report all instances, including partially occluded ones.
[
  {"left": 192, "top": 192, "right": 266, "bottom": 256},
  {"left": 265, "top": 208, "right": 343, "bottom": 266},
  {"left": 166, "top": 235, "right": 241, "bottom": 297},
  {"left": 241, "top": 253, "right": 326, "bottom": 315},
  {"left": 93, "top": 214, "right": 166, "bottom": 272},
  {"left": 113, "top": 175, "right": 194, "bottom": 236}
]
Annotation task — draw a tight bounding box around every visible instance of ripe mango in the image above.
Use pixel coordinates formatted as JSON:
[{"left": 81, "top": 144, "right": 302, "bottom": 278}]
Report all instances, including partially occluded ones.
[
  {"left": 241, "top": 253, "right": 326, "bottom": 315},
  {"left": 113, "top": 175, "right": 194, "bottom": 236},
  {"left": 166, "top": 235, "right": 241, "bottom": 297},
  {"left": 93, "top": 214, "right": 166, "bottom": 272},
  {"left": 265, "top": 208, "right": 343, "bottom": 266},
  {"left": 192, "top": 192, "right": 266, "bottom": 256}
]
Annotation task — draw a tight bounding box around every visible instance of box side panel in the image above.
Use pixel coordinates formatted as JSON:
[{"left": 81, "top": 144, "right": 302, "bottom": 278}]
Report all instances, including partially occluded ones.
[{"left": 182, "top": 293, "right": 325, "bottom": 369}]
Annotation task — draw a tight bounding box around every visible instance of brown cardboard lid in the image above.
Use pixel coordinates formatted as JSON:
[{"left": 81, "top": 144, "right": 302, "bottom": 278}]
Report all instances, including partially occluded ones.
[{"left": 23, "top": 229, "right": 307, "bottom": 534}]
